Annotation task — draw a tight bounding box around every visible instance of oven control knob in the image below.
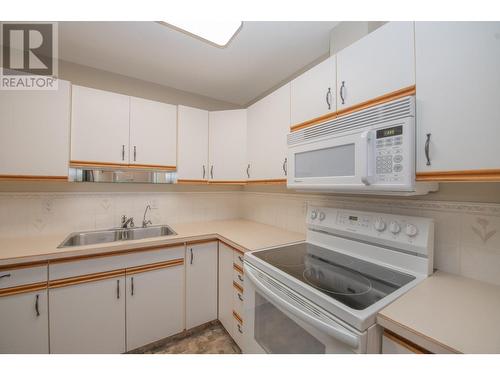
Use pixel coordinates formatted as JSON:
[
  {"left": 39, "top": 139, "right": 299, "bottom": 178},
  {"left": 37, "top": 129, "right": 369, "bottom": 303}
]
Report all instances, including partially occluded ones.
[
  {"left": 405, "top": 224, "right": 418, "bottom": 237},
  {"left": 389, "top": 221, "right": 401, "bottom": 234},
  {"left": 319, "top": 211, "right": 326, "bottom": 221},
  {"left": 374, "top": 218, "right": 386, "bottom": 232},
  {"left": 310, "top": 210, "right": 318, "bottom": 220}
]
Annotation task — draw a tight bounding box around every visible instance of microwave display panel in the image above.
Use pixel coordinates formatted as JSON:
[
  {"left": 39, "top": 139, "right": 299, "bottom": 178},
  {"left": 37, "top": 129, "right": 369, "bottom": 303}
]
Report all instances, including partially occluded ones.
[{"left": 376, "top": 125, "right": 403, "bottom": 139}]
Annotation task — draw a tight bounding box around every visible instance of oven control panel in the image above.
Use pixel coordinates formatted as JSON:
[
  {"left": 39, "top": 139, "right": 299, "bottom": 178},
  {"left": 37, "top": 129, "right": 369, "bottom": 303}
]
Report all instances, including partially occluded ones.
[{"left": 307, "top": 206, "right": 434, "bottom": 257}]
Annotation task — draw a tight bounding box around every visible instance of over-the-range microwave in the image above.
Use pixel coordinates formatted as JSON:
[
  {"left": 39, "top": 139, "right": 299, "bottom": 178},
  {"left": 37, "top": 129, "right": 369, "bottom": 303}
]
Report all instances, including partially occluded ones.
[{"left": 287, "top": 96, "right": 438, "bottom": 195}]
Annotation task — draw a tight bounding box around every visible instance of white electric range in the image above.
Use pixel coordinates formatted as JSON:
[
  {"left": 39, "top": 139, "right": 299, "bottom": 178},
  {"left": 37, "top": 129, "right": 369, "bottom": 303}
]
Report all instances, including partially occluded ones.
[{"left": 242, "top": 206, "right": 434, "bottom": 354}]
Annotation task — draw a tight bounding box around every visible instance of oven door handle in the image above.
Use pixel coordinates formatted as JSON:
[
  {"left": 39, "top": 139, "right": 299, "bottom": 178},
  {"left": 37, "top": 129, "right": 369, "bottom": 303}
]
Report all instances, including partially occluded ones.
[
  {"left": 360, "top": 130, "right": 374, "bottom": 186},
  {"left": 245, "top": 265, "right": 359, "bottom": 349}
]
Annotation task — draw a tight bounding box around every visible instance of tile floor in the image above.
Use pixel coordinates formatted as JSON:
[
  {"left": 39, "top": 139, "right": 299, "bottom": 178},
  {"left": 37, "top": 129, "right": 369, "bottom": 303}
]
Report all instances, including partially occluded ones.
[{"left": 131, "top": 321, "right": 241, "bottom": 354}]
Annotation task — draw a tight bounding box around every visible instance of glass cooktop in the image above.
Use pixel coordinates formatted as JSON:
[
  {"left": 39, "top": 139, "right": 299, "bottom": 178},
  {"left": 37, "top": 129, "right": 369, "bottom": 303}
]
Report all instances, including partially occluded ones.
[{"left": 253, "top": 242, "right": 415, "bottom": 310}]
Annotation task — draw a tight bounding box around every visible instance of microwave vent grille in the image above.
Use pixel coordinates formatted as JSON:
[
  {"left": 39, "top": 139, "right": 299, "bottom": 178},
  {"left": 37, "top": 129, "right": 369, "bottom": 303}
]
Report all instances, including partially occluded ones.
[{"left": 288, "top": 95, "right": 414, "bottom": 146}]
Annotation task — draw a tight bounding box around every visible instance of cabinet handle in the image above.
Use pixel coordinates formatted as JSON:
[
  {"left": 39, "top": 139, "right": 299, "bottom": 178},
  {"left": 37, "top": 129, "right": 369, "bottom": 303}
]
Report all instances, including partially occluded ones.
[
  {"left": 116, "top": 279, "right": 120, "bottom": 299},
  {"left": 282, "top": 157, "right": 287, "bottom": 176},
  {"left": 0, "top": 273, "right": 11, "bottom": 280},
  {"left": 238, "top": 274, "right": 244, "bottom": 282},
  {"left": 210, "top": 165, "right": 214, "bottom": 179},
  {"left": 238, "top": 255, "right": 243, "bottom": 263},
  {"left": 246, "top": 164, "right": 250, "bottom": 179},
  {"left": 121, "top": 145, "right": 125, "bottom": 161},
  {"left": 237, "top": 324, "right": 243, "bottom": 334},
  {"left": 35, "top": 294, "right": 40, "bottom": 317},
  {"left": 131, "top": 277, "right": 134, "bottom": 296},
  {"left": 425, "top": 133, "right": 431, "bottom": 166},
  {"left": 190, "top": 248, "right": 194, "bottom": 265},
  {"left": 133, "top": 146, "right": 137, "bottom": 162},
  {"left": 326, "top": 87, "right": 332, "bottom": 110},
  {"left": 238, "top": 293, "right": 243, "bottom": 302},
  {"left": 340, "top": 81, "right": 346, "bottom": 105},
  {"left": 203, "top": 165, "right": 206, "bottom": 179}
]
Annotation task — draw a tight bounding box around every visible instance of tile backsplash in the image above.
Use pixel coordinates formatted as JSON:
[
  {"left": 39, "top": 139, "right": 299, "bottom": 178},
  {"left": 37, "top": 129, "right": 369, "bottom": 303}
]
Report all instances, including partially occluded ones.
[{"left": 1, "top": 190, "right": 500, "bottom": 286}]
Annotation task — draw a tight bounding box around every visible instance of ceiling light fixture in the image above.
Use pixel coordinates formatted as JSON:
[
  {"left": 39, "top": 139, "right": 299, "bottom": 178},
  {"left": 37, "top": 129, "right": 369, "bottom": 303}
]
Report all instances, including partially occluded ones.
[{"left": 158, "top": 20, "right": 243, "bottom": 48}]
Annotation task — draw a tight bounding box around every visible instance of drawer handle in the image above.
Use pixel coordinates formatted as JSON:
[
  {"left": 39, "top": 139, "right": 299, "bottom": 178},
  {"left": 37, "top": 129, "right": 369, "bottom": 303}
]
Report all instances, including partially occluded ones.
[
  {"left": 425, "top": 133, "right": 431, "bottom": 166},
  {"left": 190, "top": 248, "right": 194, "bottom": 265},
  {"left": 237, "top": 324, "right": 243, "bottom": 334},
  {"left": 238, "top": 274, "right": 244, "bottom": 282},
  {"left": 116, "top": 279, "right": 120, "bottom": 299},
  {"left": 0, "top": 273, "right": 11, "bottom": 280},
  {"left": 238, "top": 255, "right": 243, "bottom": 263},
  {"left": 238, "top": 293, "right": 243, "bottom": 302},
  {"left": 131, "top": 277, "right": 134, "bottom": 296},
  {"left": 35, "top": 294, "right": 40, "bottom": 317}
]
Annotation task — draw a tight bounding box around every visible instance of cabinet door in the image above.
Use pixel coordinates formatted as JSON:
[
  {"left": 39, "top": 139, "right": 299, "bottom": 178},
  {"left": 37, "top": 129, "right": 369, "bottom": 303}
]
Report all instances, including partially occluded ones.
[
  {"left": 218, "top": 243, "right": 235, "bottom": 337},
  {"left": 177, "top": 105, "right": 209, "bottom": 181},
  {"left": 209, "top": 109, "right": 247, "bottom": 181},
  {"left": 0, "top": 80, "right": 70, "bottom": 177},
  {"left": 0, "top": 290, "right": 49, "bottom": 353},
  {"left": 126, "top": 264, "right": 184, "bottom": 351},
  {"left": 246, "top": 83, "right": 291, "bottom": 180},
  {"left": 291, "top": 56, "right": 336, "bottom": 126},
  {"left": 130, "top": 97, "right": 177, "bottom": 167},
  {"left": 415, "top": 22, "right": 500, "bottom": 173},
  {"left": 71, "top": 85, "right": 130, "bottom": 164},
  {"left": 49, "top": 276, "right": 126, "bottom": 353},
  {"left": 336, "top": 22, "right": 415, "bottom": 110},
  {"left": 185, "top": 242, "right": 218, "bottom": 329}
]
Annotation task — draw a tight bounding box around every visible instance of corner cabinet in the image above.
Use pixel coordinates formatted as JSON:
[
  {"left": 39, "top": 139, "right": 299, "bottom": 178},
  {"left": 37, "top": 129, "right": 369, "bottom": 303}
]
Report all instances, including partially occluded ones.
[
  {"left": 177, "top": 105, "right": 209, "bottom": 182},
  {"left": 290, "top": 55, "right": 336, "bottom": 128},
  {"left": 415, "top": 22, "right": 500, "bottom": 181},
  {"left": 209, "top": 109, "right": 247, "bottom": 182},
  {"left": 336, "top": 22, "right": 415, "bottom": 111},
  {"left": 246, "top": 83, "right": 291, "bottom": 182},
  {"left": 185, "top": 241, "right": 218, "bottom": 330},
  {"left": 0, "top": 80, "right": 70, "bottom": 180}
]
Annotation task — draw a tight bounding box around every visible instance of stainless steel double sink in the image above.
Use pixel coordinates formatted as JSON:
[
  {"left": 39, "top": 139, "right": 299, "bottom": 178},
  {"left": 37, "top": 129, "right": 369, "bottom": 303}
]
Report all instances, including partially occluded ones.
[{"left": 58, "top": 225, "right": 177, "bottom": 248}]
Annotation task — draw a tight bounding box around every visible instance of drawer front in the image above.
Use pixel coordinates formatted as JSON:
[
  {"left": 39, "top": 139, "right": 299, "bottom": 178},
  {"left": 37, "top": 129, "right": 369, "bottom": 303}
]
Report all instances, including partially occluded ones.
[
  {"left": 233, "top": 266, "right": 244, "bottom": 286},
  {"left": 0, "top": 265, "right": 47, "bottom": 290},
  {"left": 382, "top": 331, "right": 427, "bottom": 354},
  {"left": 49, "top": 246, "right": 185, "bottom": 280},
  {"left": 233, "top": 284, "right": 244, "bottom": 316},
  {"left": 233, "top": 251, "right": 244, "bottom": 269}
]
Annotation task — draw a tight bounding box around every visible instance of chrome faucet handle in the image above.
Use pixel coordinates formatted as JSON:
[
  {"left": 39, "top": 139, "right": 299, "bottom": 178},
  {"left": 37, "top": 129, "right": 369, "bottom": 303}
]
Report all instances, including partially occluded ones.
[{"left": 129, "top": 218, "right": 135, "bottom": 228}]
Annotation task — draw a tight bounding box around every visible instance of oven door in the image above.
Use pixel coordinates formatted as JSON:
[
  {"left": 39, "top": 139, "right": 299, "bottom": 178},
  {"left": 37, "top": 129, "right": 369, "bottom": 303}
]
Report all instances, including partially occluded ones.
[
  {"left": 242, "top": 263, "right": 366, "bottom": 354},
  {"left": 287, "top": 129, "right": 371, "bottom": 190}
]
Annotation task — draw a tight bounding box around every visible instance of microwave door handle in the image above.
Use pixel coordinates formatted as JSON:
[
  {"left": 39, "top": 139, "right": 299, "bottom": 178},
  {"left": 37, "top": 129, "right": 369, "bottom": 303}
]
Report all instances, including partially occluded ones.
[
  {"left": 360, "top": 131, "right": 374, "bottom": 186},
  {"left": 245, "top": 265, "right": 359, "bottom": 349}
]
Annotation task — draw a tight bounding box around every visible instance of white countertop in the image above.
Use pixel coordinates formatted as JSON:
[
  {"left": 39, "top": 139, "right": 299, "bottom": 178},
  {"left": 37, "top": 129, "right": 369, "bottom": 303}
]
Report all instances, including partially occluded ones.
[
  {"left": 377, "top": 271, "right": 500, "bottom": 354},
  {"left": 0, "top": 220, "right": 305, "bottom": 267}
]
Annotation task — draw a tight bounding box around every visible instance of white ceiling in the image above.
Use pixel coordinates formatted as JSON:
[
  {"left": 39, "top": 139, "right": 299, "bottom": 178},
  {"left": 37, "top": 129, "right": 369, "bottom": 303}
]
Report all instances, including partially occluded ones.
[{"left": 58, "top": 21, "right": 339, "bottom": 106}]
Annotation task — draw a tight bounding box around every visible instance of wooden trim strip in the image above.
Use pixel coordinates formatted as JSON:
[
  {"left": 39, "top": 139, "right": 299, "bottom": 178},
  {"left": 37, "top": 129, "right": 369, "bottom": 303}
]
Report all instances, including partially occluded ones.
[
  {"left": 290, "top": 85, "right": 416, "bottom": 132},
  {"left": 233, "top": 281, "right": 243, "bottom": 294},
  {"left": 69, "top": 161, "right": 176, "bottom": 171},
  {"left": 49, "top": 242, "right": 186, "bottom": 264},
  {"left": 219, "top": 239, "right": 245, "bottom": 255},
  {"left": 233, "top": 263, "right": 243, "bottom": 274},
  {"left": 186, "top": 239, "right": 218, "bottom": 246},
  {"left": 177, "top": 179, "right": 208, "bottom": 184},
  {"left": 49, "top": 269, "right": 126, "bottom": 289},
  {"left": 0, "top": 281, "right": 47, "bottom": 297},
  {"left": 246, "top": 179, "right": 286, "bottom": 185},
  {"left": 0, "top": 175, "right": 67, "bottom": 182},
  {"left": 232, "top": 310, "right": 243, "bottom": 325},
  {"left": 416, "top": 169, "right": 500, "bottom": 182},
  {"left": 208, "top": 180, "right": 247, "bottom": 185},
  {"left": 0, "top": 260, "right": 48, "bottom": 271},
  {"left": 126, "top": 258, "right": 184, "bottom": 275},
  {"left": 383, "top": 330, "right": 431, "bottom": 354}
]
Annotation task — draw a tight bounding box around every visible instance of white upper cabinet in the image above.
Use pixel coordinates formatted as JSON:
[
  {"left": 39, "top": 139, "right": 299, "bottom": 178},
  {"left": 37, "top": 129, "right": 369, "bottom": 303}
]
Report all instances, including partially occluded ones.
[
  {"left": 0, "top": 80, "right": 70, "bottom": 177},
  {"left": 129, "top": 97, "right": 177, "bottom": 167},
  {"left": 336, "top": 22, "right": 415, "bottom": 110},
  {"left": 209, "top": 109, "right": 247, "bottom": 181},
  {"left": 290, "top": 56, "right": 336, "bottom": 126},
  {"left": 415, "top": 22, "right": 500, "bottom": 174},
  {"left": 71, "top": 85, "right": 130, "bottom": 164},
  {"left": 177, "top": 105, "right": 209, "bottom": 181},
  {"left": 247, "top": 83, "right": 291, "bottom": 180}
]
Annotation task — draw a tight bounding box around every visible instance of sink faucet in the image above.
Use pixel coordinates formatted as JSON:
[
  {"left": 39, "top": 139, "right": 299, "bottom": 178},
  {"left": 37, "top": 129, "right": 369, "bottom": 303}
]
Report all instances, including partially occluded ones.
[
  {"left": 142, "top": 204, "right": 153, "bottom": 228},
  {"left": 121, "top": 215, "right": 135, "bottom": 229}
]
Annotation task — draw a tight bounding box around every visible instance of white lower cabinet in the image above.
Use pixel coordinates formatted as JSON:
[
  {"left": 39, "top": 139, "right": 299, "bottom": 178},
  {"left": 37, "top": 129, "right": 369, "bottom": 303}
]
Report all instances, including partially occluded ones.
[
  {"left": 126, "top": 264, "right": 185, "bottom": 351},
  {"left": 186, "top": 242, "right": 218, "bottom": 330},
  {"left": 0, "top": 289, "right": 49, "bottom": 353},
  {"left": 218, "top": 243, "right": 235, "bottom": 337},
  {"left": 49, "top": 276, "right": 126, "bottom": 354}
]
